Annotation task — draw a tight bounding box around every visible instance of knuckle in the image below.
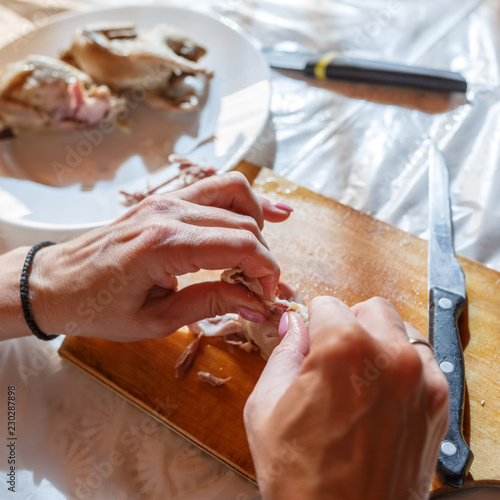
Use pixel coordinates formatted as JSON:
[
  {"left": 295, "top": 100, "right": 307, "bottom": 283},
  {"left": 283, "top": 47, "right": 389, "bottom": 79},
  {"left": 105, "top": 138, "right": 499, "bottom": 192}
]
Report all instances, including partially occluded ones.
[
  {"left": 239, "top": 214, "right": 260, "bottom": 234},
  {"left": 132, "top": 313, "right": 168, "bottom": 340},
  {"left": 427, "top": 370, "right": 450, "bottom": 415},
  {"left": 243, "top": 394, "right": 256, "bottom": 423},
  {"left": 142, "top": 193, "right": 180, "bottom": 213},
  {"left": 365, "top": 296, "right": 391, "bottom": 309},
  {"left": 243, "top": 389, "right": 267, "bottom": 434},
  {"left": 307, "top": 323, "right": 375, "bottom": 373},
  {"left": 357, "top": 296, "right": 396, "bottom": 317},
  {"left": 137, "top": 193, "right": 163, "bottom": 212},
  {"left": 390, "top": 345, "right": 424, "bottom": 388},
  {"left": 239, "top": 229, "right": 259, "bottom": 253},
  {"left": 332, "top": 323, "right": 374, "bottom": 357},
  {"left": 221, "top": 170, "right": 251, "bottom": 190},
  {"left": 138, "top": 220, "right": 180, "bottom": 249},
  {"left": 206, "top": 290, "right": 227, "bottom": 318},
  {"left": 144, "top": 320, "right": 168, "bottom": 340}
]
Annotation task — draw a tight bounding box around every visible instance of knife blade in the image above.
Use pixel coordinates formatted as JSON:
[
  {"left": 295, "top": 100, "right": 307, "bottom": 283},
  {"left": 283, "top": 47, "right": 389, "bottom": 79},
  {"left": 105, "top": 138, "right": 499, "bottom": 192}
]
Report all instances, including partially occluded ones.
[
  {"left": 262, "top": 48, "right": 467, "bottom": 93},
  {"left": 428, "top": 146, "right": 473, "bottom": 488}
]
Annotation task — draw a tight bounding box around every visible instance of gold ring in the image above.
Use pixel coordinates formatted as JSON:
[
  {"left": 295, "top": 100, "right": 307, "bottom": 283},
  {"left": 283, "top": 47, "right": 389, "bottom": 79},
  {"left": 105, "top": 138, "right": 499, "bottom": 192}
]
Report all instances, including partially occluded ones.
[{"left": 408, "top": 337, "right": 435, "bottom": 354}]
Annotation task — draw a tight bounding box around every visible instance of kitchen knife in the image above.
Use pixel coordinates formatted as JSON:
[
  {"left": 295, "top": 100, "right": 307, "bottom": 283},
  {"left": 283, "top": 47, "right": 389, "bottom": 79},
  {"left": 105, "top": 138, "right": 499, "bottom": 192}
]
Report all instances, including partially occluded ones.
[
  {"left": 262, "top": 48, "right": 467, "bottom": 93},
  {"left": 428, "top": 146, "right": 473, "bottom": 488}
]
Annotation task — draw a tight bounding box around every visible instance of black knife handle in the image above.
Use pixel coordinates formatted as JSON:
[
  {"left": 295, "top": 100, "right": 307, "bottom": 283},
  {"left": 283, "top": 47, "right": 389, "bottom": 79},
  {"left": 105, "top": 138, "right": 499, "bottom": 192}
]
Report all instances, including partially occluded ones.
[
  {"left": 304, "top": 55, "right": 467, "bottom": 93},
  {"left": 429, "top": 287, "right": 473, "bottom": 488}
]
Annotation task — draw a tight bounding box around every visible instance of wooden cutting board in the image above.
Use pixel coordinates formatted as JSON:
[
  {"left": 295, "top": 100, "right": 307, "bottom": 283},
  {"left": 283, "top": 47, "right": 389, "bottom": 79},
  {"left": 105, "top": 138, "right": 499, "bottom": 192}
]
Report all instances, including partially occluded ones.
[{"left": 59, "top": 163, "right": 500, "bottom": 495}]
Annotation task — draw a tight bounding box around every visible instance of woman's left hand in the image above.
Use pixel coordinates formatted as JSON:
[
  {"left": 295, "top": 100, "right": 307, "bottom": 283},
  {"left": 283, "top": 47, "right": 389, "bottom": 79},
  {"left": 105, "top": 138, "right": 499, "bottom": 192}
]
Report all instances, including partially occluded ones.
[{"left": 25, "top": 172, "right": 292, "bottom": 341}]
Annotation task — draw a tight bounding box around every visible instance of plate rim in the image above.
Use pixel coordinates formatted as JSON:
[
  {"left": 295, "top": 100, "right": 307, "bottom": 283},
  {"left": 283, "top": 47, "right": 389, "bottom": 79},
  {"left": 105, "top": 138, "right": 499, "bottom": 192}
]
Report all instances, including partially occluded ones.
[{"left": 0, "top": 4, "right": 270, "bottom": 232}]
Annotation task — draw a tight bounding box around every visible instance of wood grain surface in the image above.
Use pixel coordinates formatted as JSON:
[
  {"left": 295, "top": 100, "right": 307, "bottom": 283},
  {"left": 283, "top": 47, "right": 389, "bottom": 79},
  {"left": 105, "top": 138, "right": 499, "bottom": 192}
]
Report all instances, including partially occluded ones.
[{"left": 59, "top": 163, "right": 500, "bottom": 495}]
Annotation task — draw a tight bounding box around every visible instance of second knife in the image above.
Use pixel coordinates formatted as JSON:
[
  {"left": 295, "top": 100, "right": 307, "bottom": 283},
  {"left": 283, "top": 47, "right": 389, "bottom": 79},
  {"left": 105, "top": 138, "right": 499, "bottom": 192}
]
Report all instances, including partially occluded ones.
[{"left": 263, "top": 48, "right": 467, "bottom": 93}]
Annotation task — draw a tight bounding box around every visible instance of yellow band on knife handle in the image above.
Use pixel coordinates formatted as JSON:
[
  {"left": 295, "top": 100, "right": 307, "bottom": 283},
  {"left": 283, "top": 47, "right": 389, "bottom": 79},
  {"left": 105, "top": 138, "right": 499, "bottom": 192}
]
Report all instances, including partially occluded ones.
[{"left": 313, "top": 52, "right": 338, "bottom": 80}]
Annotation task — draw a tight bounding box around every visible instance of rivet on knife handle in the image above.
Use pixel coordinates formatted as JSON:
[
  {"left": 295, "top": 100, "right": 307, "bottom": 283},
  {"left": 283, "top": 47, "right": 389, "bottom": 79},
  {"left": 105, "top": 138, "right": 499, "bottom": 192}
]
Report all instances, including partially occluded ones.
[{"left": 429, "top": 286, "right": 473, "bottom": 488}]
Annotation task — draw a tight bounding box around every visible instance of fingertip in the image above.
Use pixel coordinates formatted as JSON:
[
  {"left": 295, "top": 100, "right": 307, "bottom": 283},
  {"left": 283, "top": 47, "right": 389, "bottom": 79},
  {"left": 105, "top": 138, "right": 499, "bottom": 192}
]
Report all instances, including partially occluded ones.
[
  {"left": 274, "top": 202, "right": 293, "bottom": 214},
  {"left": 259, "top": 197, "right": 293, "bottom": 223}
]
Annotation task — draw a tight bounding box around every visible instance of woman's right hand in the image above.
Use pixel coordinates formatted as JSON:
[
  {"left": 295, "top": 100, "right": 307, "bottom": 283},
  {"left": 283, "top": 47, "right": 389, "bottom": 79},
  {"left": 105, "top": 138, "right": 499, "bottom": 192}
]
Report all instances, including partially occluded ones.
[{"left": 244, "top": 296, "right": 449, "bottom": 500}]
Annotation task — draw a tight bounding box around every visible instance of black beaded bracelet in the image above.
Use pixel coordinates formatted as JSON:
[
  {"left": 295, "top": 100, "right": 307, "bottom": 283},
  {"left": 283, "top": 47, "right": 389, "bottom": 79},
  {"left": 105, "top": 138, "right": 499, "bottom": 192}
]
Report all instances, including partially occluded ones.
[{"left": 20, "top": 241, "right": 58, "bottom": 341}]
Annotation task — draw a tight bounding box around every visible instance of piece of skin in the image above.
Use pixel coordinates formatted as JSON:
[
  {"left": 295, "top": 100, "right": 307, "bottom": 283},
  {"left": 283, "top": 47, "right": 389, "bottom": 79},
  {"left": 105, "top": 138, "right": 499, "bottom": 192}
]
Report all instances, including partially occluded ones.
[
  {"left": 62, "top": 23, "right": 212, "bottom": 91},
  {"left": 0, "top": 55, "right": 126, "bottom": 132},
  {"left": 0, "top": 172, "right": 292, "bottom": 342},
  {"left": 244, "top": 296, "right": 449, "bottom": 500}
]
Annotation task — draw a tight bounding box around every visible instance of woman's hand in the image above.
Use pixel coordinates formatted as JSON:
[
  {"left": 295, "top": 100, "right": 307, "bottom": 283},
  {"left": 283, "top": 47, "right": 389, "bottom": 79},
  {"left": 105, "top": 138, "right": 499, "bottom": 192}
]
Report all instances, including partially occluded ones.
[
  {"left": 244, "top": 296, "right": 449, "bottom": 500},
  {"left": 24, "top": 172, "right": 292, "bottom": 341}
]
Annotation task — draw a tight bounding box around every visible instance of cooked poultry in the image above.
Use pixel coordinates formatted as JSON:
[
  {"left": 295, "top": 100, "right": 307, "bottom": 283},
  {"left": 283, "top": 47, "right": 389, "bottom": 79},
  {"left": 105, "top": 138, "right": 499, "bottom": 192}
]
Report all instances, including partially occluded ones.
[
  {"left": 61, "top": 22, "right": 212, "bottom": 110},
  {"left": 189, "top": 268, "right": 309, "bottom": 360},
  {"left": 0, "top": 55, "right": 126, "bottom": 133}
]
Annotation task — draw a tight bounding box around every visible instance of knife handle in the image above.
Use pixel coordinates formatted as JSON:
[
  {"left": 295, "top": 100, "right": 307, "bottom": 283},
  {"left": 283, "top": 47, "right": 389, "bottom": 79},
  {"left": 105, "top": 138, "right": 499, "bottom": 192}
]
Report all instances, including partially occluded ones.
[
  {"left": 428, "top": 286, "right": 473, "bottom": 488},
  {"left": 304, "top": 53, "right": 467, "bottom": 93}
]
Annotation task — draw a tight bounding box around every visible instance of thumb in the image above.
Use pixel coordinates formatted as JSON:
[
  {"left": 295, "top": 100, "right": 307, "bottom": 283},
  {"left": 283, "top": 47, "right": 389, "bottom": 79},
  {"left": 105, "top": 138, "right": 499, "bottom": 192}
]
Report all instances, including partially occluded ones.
[
  {"left": 140, "top": 281, "right": 269, "bottom": 337},
  {"left": 246, "top": 311, "right": 309, "bottom": 419}
]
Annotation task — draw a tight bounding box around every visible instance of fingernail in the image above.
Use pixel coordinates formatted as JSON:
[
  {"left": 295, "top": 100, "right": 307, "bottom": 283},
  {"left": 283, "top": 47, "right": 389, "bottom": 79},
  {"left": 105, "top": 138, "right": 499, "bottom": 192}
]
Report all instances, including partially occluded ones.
[
  {"left": 238, "top": 306, "right": 267, "bottom": 324},
  {"left": 278, "top": 312, "right": 288, "bottom": 340},
  {"left": 274, "top": 202, "right": 293, "bottom": 214}
]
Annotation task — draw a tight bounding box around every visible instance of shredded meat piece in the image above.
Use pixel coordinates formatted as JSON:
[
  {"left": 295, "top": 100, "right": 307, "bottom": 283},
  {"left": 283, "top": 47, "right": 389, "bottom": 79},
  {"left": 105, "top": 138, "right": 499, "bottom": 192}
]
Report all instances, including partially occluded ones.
[
  {"left": 174, "top": 334, "right": 202, "bottom": 378},
  {"left": 220, "top": 268, "right": 264, "bottom": 297},
  {"left": 197, "top": 371, "right": 231, "bottom": 387},
  {"left": 224, "top": 336, "right": 258, "bottom": 353},
  {"left": 120, "top": 155, "right": 216, "bottom": 206},
  {"left": 188, "top": 314, "right": 244, "bottom": 337},
  {"left": 190, "top": 267, "right": 309, "bottom": 360}
]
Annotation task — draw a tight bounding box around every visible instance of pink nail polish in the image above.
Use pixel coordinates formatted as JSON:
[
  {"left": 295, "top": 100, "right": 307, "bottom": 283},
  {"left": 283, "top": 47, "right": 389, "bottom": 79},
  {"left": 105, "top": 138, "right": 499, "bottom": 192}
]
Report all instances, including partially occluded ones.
[
  {"left": 278, "top": 312, "right": 288, "bottom": 340},
  {"left": 274, "top": 202, "right": 293, "bottom": 214},
  {"left": 238, "top": 306, "right": 267, "bottom": 324}
]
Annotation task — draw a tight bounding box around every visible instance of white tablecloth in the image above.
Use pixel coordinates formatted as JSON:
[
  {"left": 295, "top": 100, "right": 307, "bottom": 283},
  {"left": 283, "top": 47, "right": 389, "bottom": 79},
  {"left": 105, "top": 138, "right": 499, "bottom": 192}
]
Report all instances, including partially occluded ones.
[{"left": 0, "top": 1, "right": 499, "bottom": 498}]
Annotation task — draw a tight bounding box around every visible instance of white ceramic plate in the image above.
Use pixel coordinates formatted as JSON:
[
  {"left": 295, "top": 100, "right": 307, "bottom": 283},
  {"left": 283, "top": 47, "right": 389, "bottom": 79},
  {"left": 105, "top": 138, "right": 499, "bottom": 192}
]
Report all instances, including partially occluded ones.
[{"left": 0, "top": 5, "right": 270, "bottom": 248}]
